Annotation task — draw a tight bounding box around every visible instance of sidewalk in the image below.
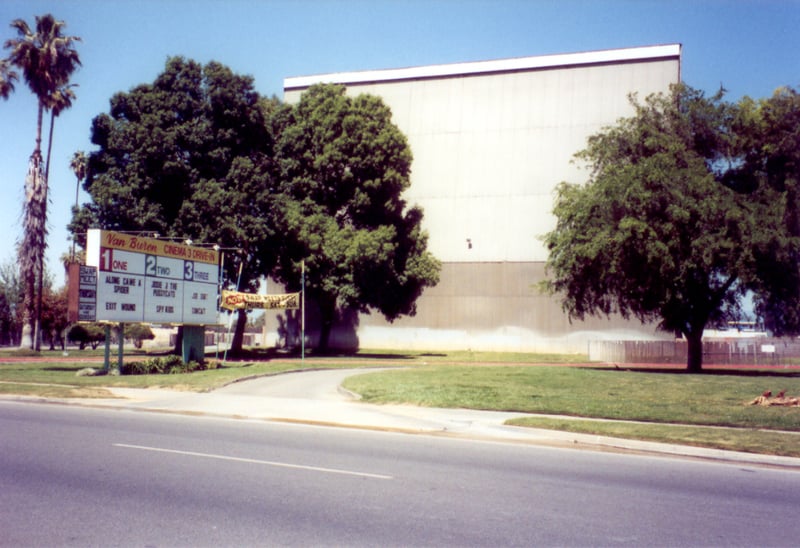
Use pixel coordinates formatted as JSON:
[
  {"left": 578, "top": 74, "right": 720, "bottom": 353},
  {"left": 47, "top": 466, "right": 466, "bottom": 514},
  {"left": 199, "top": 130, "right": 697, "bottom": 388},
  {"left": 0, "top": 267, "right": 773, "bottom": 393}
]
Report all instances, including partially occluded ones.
[{"left": 7, "top": 368, "right": 800, "bottom": 470}]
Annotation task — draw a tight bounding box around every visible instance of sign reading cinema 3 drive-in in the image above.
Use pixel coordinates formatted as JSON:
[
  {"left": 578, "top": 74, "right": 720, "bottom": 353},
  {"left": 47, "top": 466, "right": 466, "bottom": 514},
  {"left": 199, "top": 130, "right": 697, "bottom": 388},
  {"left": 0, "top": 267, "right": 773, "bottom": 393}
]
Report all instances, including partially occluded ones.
[{"left": 85, "top": 229, "right": 220, "bottom": 325}]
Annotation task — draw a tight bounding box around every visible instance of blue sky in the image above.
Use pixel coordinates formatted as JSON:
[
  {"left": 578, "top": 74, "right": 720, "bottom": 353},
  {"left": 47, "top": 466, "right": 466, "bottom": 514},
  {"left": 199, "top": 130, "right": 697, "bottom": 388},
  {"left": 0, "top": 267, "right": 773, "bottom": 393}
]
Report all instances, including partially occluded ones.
[{"left": 1, "top": 0, "right": 799, "bottom": 285}]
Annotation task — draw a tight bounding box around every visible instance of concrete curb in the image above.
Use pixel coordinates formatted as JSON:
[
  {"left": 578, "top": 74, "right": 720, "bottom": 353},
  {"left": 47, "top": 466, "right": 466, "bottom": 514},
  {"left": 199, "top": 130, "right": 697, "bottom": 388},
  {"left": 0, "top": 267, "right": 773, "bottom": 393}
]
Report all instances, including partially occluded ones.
[{"left": 3, "top": 391, "right": 800, "bottom": 471}]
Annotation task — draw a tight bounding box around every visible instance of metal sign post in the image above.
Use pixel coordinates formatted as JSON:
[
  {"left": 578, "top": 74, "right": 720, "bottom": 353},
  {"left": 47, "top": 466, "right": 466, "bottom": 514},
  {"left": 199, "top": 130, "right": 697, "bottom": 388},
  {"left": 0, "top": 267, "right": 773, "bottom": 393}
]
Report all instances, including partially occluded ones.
[
  {"left": 103, "top": 324, "right": 111, "bottom": 372},
  {"left": 301, "top": 260, "right": 305, "bottom": 362},
  {"left": 117, "top": 323, "right": 124, "bottom": 374}
]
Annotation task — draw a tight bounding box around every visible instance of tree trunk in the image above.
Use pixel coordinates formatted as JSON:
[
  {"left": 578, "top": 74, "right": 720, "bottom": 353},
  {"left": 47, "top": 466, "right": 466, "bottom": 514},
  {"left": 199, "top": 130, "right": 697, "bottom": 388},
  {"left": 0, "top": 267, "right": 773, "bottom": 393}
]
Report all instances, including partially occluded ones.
[
  {"left": 19, "top": 104, "right": 46, "bottom": 350},
  {"left": 33, "top": 110, "right": 56, "bottom": 352},
  {"left": 34, "top": 101, "right": 43, "bottom": 154},
  {"left": 316, "top": 298, "right": 336, "bottom": 355},
  {"left": 172, "top": 326, "right": 183, "bottom": 355},
  {"left": 686, "top": 330, "right": 704, "bottom": 373},
  {"left": 230, "top": 309, "right": 247, "bottom": 354},
  {"left": 35, "top": 109, "right": 57, "bottom": 352}
]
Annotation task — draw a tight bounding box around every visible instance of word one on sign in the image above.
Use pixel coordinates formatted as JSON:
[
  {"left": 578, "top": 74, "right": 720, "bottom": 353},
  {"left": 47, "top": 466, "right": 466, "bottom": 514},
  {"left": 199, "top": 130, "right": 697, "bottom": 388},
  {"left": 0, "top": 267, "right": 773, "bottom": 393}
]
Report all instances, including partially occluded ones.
[{"left": 85, "top": 229, "right": 220, "bottom": 325}]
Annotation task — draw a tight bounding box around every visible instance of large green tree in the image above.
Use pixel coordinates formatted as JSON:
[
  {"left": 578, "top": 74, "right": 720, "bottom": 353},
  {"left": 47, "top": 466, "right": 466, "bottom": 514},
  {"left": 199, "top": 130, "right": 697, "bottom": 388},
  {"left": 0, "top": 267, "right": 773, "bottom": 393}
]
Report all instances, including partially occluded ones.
[
  {"left": 0, "top": 259, "right": 23, "bottom": 346},
  {"left": 273, "top": 84, "right": 440, "bottom": 353},
  {"left": 3, "top": 13, "right": 81, "bottom": 349},
  {"left": 70, "top": 57, "right": 277, "bottom": 353},
  {"left": 543, "top": 85, "right": 774, "bottom": 372},
  {"left": 729, "top": 87, "right": 800, "bottom": 335},
  {"left": 40, "top": 284, "right": 68, "bottom": 350}
]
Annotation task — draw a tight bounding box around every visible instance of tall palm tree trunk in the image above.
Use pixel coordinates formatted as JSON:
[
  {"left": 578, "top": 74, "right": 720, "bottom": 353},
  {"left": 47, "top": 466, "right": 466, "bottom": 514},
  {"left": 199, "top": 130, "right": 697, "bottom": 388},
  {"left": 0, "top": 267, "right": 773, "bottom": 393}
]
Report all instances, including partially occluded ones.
[
  {"left": 19, "top": 153, "right": 45, "bottom": 349},
  {"left": 7, "top": 15, "right": 82, "bottom": 350},
  {"left": 34, "top": 108, "right": 57, "bottom": 351},
  {"left": 19, "top": 104, "right": 46, "bottom": 350}
]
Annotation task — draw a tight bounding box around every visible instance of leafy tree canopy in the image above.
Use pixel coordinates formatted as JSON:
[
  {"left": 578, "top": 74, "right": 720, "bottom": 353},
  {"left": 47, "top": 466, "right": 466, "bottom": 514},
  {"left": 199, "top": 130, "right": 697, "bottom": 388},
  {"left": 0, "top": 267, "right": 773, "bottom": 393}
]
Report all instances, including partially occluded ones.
[
  {"left": 543, "top": 85, "right": 780, "bottom": 371},
  {"left": 729, "top": 87, "right": 800, "bottom": 335},
  {"left": 67, "top": 323, "right": 105, "bottom": 350},
  {"left": 123, "top": 323, "right": 155, "bottom": 349},
  {"left": 0, "top": 57, "right": 17, "bottom": 99},
  {"left": 273, "top": 84, "right": 440, "bottom": 352},
  {"left": 70, "top": 57, "right": 279, "bottom": 352},
  {"left": 72, "top": 71, "right": 441, "bottom": 355}
]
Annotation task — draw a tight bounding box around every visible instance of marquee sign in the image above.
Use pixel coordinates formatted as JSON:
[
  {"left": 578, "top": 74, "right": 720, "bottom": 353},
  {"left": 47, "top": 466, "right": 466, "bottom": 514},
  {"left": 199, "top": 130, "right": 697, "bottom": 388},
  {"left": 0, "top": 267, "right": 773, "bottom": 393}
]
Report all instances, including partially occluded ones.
[{"left": 82, "top": 229, "right": 221, "bottom": 325}]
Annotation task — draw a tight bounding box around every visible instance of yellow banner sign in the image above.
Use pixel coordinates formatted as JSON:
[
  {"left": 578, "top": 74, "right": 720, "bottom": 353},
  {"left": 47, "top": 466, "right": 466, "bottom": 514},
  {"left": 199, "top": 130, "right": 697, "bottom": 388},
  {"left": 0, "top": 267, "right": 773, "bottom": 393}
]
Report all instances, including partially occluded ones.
[
  {"left": 97, "top": 230, "right": 219, "bottom": 265},
  {"left": 221, "top": 290, "right": 300, "bottom": 311}
]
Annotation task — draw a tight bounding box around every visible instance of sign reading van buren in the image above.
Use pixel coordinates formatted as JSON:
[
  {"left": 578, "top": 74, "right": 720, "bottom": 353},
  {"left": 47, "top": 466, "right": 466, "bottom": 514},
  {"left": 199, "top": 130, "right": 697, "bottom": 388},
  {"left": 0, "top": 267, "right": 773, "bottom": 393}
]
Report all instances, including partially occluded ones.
[{"left": 85, "top": 229, "right": 220, "bottom": 325}]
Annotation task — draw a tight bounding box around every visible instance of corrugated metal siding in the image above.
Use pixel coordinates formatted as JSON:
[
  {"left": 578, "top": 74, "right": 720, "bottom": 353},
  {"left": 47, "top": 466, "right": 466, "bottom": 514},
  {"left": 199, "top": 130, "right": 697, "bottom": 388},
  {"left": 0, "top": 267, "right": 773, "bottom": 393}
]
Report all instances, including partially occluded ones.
[{"left": 280, "top": 49, "right": 681, "bottom": 352}]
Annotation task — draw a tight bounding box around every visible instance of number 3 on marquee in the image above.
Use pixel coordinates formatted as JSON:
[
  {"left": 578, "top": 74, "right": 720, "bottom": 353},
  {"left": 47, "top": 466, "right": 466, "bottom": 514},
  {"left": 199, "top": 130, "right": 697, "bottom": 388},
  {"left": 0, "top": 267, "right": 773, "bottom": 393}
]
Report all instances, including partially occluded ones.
[{"left": 184, "top": 260, "right": 194, "bottom": 281}]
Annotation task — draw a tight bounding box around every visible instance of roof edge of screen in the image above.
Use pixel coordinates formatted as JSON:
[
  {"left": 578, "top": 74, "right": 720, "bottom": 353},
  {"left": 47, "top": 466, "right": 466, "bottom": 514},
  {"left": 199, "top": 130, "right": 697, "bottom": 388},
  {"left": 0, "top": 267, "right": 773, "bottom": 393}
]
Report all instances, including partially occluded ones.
[{"left": 284, "top": 44, "right": 681, "bottom": 91}]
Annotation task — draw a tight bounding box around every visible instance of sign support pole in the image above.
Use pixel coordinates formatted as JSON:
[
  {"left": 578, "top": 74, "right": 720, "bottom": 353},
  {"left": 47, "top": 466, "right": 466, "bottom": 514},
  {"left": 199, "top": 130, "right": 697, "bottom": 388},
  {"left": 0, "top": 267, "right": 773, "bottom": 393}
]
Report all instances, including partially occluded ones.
[
  {"left": 103, "top": 324, "right": 111, "bottom": 371},
  {"left": 216, "top": 252, "right": 225, "bottom": 361},
  {"left": 301, "top": 260, "right": 305, "bottom": 362},
  {"left": 117, "top": 322, "right": 124, "bottom": 374},
  {"left": 223, "top": 260, "right": 244, "bottom": 363}
]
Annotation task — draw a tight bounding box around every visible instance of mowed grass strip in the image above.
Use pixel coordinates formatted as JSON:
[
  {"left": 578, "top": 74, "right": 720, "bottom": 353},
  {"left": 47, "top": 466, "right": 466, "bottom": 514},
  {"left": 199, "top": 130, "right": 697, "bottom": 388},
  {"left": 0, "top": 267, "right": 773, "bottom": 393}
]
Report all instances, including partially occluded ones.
[
  {"left": 0, "top": 351, "right": 423, "bottom": 392},
  {"left": 506, "top": 417, "right": 800, "bottom": 458},
  {"left": 0, "top": 382, "right": 116, "bottom": 399},
  {"left": 341, "top": 365, "right": 800, "bottom": 431},
  {"left": 343, "top": 365, "right": 800, "bottom": 456},
  {"left": 0, "top": 349, "right": 584, "bottom": 393}
]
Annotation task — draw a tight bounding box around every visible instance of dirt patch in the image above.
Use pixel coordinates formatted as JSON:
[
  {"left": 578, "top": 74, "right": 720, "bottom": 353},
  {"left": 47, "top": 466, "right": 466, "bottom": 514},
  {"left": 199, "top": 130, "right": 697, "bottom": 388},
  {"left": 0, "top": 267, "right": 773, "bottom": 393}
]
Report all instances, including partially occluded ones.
[
  {"left": 66, "top": 387, "right": 118, "bottom": 399},
  {"left": 748, "top": 391, "right": 800, "bottom": 407}
]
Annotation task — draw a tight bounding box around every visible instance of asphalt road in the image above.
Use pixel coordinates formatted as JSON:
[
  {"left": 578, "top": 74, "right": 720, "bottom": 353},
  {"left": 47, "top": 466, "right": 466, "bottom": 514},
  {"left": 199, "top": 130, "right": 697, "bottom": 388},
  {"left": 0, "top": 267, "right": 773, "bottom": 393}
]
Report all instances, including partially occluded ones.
[{"left": 2, "top": 401, "right": 800, "bottom": 547}]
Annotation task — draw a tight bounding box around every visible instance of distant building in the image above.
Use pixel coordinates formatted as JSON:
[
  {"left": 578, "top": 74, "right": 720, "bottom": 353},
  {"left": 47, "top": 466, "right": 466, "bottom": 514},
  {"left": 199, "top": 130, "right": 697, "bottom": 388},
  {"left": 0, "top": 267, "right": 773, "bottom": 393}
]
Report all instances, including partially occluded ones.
[{"left": 281, "top": 44, "right": 682, "bottom": 353}]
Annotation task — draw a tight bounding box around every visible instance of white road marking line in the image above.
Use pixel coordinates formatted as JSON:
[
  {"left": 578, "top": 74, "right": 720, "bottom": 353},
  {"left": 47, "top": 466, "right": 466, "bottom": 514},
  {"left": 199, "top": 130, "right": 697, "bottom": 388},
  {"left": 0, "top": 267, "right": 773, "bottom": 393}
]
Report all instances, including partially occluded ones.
[{"left": 113, "top": 443, "right": 393, "bottom": 480}]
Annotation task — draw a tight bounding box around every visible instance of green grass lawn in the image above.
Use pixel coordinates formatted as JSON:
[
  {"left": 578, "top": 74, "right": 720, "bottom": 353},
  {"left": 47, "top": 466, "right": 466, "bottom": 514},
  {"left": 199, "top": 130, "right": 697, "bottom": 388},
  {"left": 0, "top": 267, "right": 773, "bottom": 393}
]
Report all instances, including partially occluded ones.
[
  {"left": 2, "top": 348, "right": 800, "bottom": 457},
  {"left": 341, "top": 364, "right": 800, "bottom": 457},
  {"left": 342, "top": 365, "right": 800, "bottom": 430},
  {"left": 503, "top": 417, "right": 800, "bottom": 457},
  {"left": 0, "top": 351, "right": 385, "bottom": 393},
  {"left": 0, "top": 347, "right": 585, "bottom": 394}
]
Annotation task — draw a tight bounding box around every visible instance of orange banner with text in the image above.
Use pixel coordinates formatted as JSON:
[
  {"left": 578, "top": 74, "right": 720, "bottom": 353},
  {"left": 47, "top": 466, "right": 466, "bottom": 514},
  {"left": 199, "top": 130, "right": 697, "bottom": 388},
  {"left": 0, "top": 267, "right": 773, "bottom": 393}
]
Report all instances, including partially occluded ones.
[{"left": 221, "top": 290, "right": 300, "bottom": 311}]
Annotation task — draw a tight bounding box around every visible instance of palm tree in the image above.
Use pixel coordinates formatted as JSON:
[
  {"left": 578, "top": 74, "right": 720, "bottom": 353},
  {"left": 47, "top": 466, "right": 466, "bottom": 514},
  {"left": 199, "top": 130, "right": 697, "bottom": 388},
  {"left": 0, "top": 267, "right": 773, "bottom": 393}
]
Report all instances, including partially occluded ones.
[
  {"left": 4, "top": 14, "right": 81, "bottom": 349},
  {"left": 33, "top": 84, "right": 77, "bottom": 350},
  {"left": 44, "top": 84, "right": 77, "bottom": 181},
  {"left": 68, "top": 150, "right": 87, "bottom": 261},
  {"left": 4, "top": 14, "right": 81, "bottom": 153},
  {"left": 0, "top": 58, "right": 17, "bottom": 99}
]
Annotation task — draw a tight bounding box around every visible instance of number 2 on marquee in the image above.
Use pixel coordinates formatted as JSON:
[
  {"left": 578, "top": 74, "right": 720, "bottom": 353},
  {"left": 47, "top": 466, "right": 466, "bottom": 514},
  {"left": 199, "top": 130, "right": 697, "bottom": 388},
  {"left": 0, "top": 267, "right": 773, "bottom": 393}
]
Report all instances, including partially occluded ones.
[{"left": 145, "top": 255, "right": 157, "bottom": 276}]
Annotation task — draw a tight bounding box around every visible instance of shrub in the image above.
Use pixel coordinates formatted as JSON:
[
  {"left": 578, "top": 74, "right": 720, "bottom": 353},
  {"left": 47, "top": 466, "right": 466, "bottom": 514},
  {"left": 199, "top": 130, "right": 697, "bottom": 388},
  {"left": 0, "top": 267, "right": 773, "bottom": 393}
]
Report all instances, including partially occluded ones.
[
  {"left": 124, "top": 323, "right": 156, "bottom": 349},
  {"left": 122, "top": 355, "right": 207, "bottom": 375},
  {"left": 67, "top": 323, "right": 107, "bottom": 350}
]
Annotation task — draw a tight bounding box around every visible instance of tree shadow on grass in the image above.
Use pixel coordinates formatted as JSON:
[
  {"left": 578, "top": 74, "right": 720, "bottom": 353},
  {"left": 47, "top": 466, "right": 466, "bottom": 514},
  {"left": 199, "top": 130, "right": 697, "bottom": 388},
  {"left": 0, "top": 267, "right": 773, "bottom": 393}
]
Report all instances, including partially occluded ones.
[
  {"left": 283, "top": 349, "right": 417, "bottom": 360},
  {"left": 205, "top": 347, "right": 278, "bottom": 362},
  {"left": 204, "top": 347, "right": 418, "bottom": 362}
]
